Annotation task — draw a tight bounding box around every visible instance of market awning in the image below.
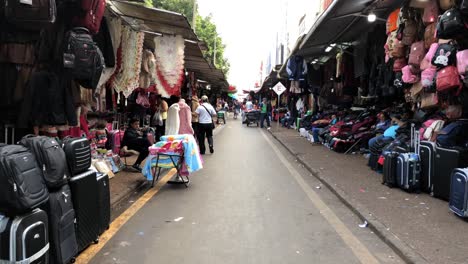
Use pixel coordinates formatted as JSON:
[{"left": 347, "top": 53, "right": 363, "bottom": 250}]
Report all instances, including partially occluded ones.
[
  {"left": 297, "top": 0, "right": 405, "bottom": 59},
  {"left": 261, "top": 64, "right": 283, "bottom": 92},
  {"left": 107, "top": 0, "right": 229, "bottom": 90}
]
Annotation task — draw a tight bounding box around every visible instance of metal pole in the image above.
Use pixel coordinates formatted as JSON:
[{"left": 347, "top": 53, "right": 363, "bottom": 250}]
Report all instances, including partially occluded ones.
[
  {"left": 277, "top": 94, "right": 280, "bottom": 129},
  {"left": 192, "top": 0, "right": 197, "bottom": 31}
]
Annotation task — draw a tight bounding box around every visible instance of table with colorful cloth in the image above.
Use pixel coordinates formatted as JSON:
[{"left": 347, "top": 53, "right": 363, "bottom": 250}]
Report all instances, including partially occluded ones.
[{"left": 142, "top": 134, "right": 203, "bottom": 187}]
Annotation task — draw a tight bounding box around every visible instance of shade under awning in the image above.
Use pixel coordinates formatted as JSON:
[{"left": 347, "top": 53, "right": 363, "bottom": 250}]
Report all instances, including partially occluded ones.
[{"left": 297, "top": 0, "right": 405, "bottom": 58}]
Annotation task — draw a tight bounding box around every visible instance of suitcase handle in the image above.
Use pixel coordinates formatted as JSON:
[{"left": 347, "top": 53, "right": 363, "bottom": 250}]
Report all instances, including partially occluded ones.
[
  {"left": 21, "top": 134, "right": 37, "bottom": 139},
  {"left": 72, "top": 27, "right": 90, "bottom": 34}
]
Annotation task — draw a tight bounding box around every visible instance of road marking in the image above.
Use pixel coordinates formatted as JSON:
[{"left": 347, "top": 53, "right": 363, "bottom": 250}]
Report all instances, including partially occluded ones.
[
  {"left": 261, "top": 131, "right": 380, "bottom": 264},
  {"left": 75, "top": 169, "right": 177, "bottom": 264}
]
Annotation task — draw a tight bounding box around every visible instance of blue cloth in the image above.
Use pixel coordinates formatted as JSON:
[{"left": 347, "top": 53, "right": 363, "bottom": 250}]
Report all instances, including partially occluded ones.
[
  {"left": 383, "top": 125, "right": 400, "bottom": 138},
  {"left": 376, "top": 120, "right": 391, "bottom": 132},
  {"left": 368, "top": 135, "right": 393, "bottom": 151},
  {"left": 286, "top": 55, "right": 308, "bottom": 81}
]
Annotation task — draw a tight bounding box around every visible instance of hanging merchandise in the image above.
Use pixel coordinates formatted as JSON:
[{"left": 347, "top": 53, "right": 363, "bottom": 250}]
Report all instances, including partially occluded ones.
[
  {"left": 136, "top": 92, "right": 150, "bottom": 108},
  {"left": 420, "top": 92, "right": 439, "bottom": 109},
  {"left": 423, "top": 0, "right": 439, "bottom": 25},
  {"left": 286, "top": 55, "right": 308, "bottom": 81},
  {"left": 436, "top": 8, "right": 466, "bottom": 39},
  {"left": 421, "top": 67, "right": 437, "bottom": 88},
  {"left": 409, "top": 41, "right": 426, "bottom": 66},
  {"left": 97, "top": 17, "right": 122, "bottom": 89},
  {"left": 139, "top": 49, "right": 156, "bottom": 89},
  {"left": 394, "top": 58, "right": 407, "bottom": 72},
  {"left": 112, "top": 26, "right": 144, "bottom": 97},
  {"left": 386, "top": 9, "right": 400, "bottom": 35},
  {"left": 402, "top": 19, "right": 418, "bottom": 46},
  {"left": 439, "top": 0, "right": 457, "bottom": 10},
  {"left": 456, "top": 49, "right": 468, "bottom": 76},
  {"left": 402, "top": 65, "right": 420, "bottom": 84},
  {"left": 73, "top": 0, "right": 106, "bottom": 34},
  {"left": 436, "top": 66, "right": 462, "bottom": 95},
  {"left": 432, "top": 43, "right": 457, "bottom": 68},
  {"left": 4, "top": 0, "right": 56, "bottom": 31},
  {"left": 424, "top": 23, "right": 438, "bottom": 49},
  {"left": 154, "top": 35, "right": 185, "bottom": 98}
]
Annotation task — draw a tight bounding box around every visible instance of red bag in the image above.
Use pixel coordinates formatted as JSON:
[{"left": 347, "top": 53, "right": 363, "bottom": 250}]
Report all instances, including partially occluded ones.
[
  {"left": 387, "top": 9, "right": 400, "bottom": 34},
  {"left": 394, "top": 58, "right": 407, "bottom": 72},
  {"left": 423, "top": 0, "right": 439, "bottom": 25},
  {"left": 436, "top": 66, "right": 462, "bottom": 94},
  {"left": 409, "top": 41, "right": 426, "bottom": 66},
  {"left": 73, "top": 0, "right": 106, "bottom": 34}
]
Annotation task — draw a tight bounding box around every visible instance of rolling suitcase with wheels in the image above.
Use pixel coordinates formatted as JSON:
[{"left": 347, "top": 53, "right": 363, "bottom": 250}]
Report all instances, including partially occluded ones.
[
  {"left": 45, "top": 184, "right": 78, "bottom": 264},
  {"left": 396, "top": 126, "right": 421, "bottom": 192},
  {"left": 69, "top": 170, "right": 99, "bottom": 252},
  {"left": 0, "top": 209, "right": 49, "bottom": 264},
  {"left": 96, "top": 173, "right": 110, "bottom": 235},
  {"left": 383, "top": 151, "right": 399, "bottom": 187},
  {"left": 433, "top": 147, "right": 468, "bottom": 200},
  {"left": 419, "top": 141, "right": 437, "bottom": 193},
  {"left": 449, "top": 168, "right": 468, "bottom": 217},
  {"left": 62, "top": 137, "right": 91, "bottom": 176}
]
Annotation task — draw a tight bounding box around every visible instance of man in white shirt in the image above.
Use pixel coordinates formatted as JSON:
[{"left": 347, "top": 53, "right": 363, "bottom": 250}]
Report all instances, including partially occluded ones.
[{"left": 195, "top": 95, "right": 217, "bottom": 154}]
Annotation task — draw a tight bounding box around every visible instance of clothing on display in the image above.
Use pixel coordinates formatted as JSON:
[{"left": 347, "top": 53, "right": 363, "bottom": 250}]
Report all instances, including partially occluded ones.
[
  {"left": 165, "top": 103, "right": 181, "bottom": 136},
  {"left": 154, "top": 35, "right": 185, "bottom": 98}
]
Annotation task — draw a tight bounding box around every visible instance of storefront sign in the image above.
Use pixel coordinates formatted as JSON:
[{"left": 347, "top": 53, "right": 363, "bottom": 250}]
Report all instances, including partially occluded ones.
[{"left": 272, "top": 82, "right": 287, "bottom": 96}]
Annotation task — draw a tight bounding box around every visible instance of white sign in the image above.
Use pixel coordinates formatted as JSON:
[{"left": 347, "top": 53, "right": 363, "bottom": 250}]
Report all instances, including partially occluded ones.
[{"left": 272, "top": 82, "right": 287, "bottom": 96}]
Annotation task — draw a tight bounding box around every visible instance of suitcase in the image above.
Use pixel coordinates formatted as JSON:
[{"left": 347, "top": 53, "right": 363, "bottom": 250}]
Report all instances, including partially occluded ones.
[
  {"left": 382, "top": 151, "right": 399, "bottom": 187},
  {"left": 0, "top": 145, "right": 49, "bottom": 215},
  {"left": 449, "top": 168, "right": 468, "bottom": 217},
  {"left": 96, "top": 173, "right": 110, "bottom": 236},
  {"left": 2, "top": 124, "right": 15, "bottom": 144},
  {"left": 20, "top": 135, "right": 69, "bottom": 190},
  {"left": 396, "top": 126, "right": 421, "bottom": 192},
  {"left": 419, "top": 141, "right": 437, "bottom": 193},
  {"left": 62, "top": 137, "right": 91, "bottom": 176},
  {"left": 45, "top": 184, "right": 78, "bottom": 264},
  {"left": 0, "top": 209, "right": 49, "bottom": 264},
  {"left": 433, "top": 146, "right": 468, "bottom": 200},
  {"left": 368, "top": 153, "right": 380, "bottom": 171},
  {"left": 106, "top": 130, "right": 124, "bottom": 155},
  {"left": 69, "top": 170, "right": 99, "bottom": 252}
]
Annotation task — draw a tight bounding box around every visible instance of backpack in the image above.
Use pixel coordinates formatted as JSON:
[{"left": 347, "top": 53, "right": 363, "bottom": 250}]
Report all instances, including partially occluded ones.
[
  {"left": 394, "top": 58, "right": 407, "bottom": 72},
  {"left": 402, "top": 19, "right": 418, "bottom": 46},
  {"left": 421, "top": 67, "right": 437, "bottom": 88},
  {"left": 72, "top": 0, "right": 106, "bottom": 34},
  {"left": 456, "top": 50, "right": 468, "bottom": 76},
  {"left": 0, "top": 145, "right": 49, "bottom": 215},
  {"left": 436, "top": 121, "right": 468, "bottom": 147},
  {"left": 431, "top": 43, "right": 457, "bottom": 68},
  {"left": 4, "top": 0, "right": 56, "bottom": 30},
  {"left": 387, "top": 9, "right": 400, "bottom": 34},
  {"left": 64, "top": 27, "right": 105, "bottom": 89},
  {"left": 424, "top": 23, "right": 438, "bottom": 49},
  {"left": 436, "top": 8, "right": 466, "bottom": 39},
  {"left": 423, "top": 0, "right": 439, "bottom": 25},
  {"left": 391, "top": 40, "right": 406, "bottom": 58},
  {"left": 439, "top": 0, "right": 457, "bottom": 10},
  {"left": 20, "top": 136, "right": 68, "bottom": 189},
  {"left": 436, "top": 66, "right": 462, "bottom": 94},
  {"left": 409, "top": 41, "right": 426, "bottom": 66},
  {"left": 420, "top": 92, "right": 439, "bottom": 109},
  {"left": 402, "top": 65, "right": 420, "bottom": 84}
]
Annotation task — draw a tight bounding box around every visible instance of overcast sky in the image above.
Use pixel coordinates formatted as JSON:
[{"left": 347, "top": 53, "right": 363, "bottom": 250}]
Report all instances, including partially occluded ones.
[{"left": 197, "top": 0, "right": 284, "bottom": 91}]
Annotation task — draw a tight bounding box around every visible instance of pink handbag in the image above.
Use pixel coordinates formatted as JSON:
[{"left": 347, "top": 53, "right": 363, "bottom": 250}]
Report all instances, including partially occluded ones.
[
  {"left": 425, "top": 43, "right": 439, "bottom": 62},
  {"left": 423, "top": 0, "right": 439, "bottom": 25},
  {"left": 409, "top": 41, "right": 426, "bottom": 66},
  {"left": 402, "top": 65, "right": 420, "bottom": 84},
  {"left": 456, "top": 49, "right": 468, "bottom": 75},
  {"left": 421, "top": 67, "right": 437, "bottom": 87}
]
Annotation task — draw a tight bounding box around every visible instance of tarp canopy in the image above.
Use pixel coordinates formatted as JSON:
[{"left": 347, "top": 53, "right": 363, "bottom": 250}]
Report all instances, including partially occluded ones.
[
  {"left": 297, "top": 0, "right": 405, "bottom": 59},
  {"left": 107, "top": 0, "right": 229, "bottom": 90}
]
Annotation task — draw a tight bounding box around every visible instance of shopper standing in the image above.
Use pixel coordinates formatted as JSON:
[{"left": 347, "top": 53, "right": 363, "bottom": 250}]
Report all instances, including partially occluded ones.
[
  {"left": 154, "top": 96, "right": 168, "bottom": 141},
  {"left": 260, "top": 98, "right": 271, "bottom": 129},
  {"left": 195, "top": 95, "right": 217, "bottom": 154}
]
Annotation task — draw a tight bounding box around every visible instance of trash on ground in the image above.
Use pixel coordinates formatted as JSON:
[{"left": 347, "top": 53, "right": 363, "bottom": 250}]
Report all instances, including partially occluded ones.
[
  {"left": 359, "top": 221, "right": 368, "bottom": 228},
  {"left": 378, "top": 197, "right": 387, "bottom": 199},
  {"left": 316, "top": 186, "right": 321, "bottom": 189},
  {"left": 359, "top": 188, "right": 366, "bottom": 193},
  {"left": 174, "top": 217, "right": 184, "bottom": 222},
  {"left": 405, "top": 198, "right": 410, "bottom": 201},
  {"left": 138, "top": 232, "right": 144, "bottom": 236},
  {"left": 119, "top": 241, "right": 131, "bottom": 247}
]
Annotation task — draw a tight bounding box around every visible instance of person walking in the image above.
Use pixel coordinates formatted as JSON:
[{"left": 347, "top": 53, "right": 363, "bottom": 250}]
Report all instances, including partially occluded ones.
[
  {"left": 260, "top": 98, "right": 271, "bottom": 129},
  {"left": 195, "top": 95, "right": 217, "bottom": 154}
]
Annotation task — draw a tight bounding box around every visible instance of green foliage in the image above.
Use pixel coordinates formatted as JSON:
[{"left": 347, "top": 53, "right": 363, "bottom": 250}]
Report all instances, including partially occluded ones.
[
  {"left": 143, "top": 0, "right": 153, "bottom": 8},
  {"left": 195, "top": 15, "right": 230, "bottom": 76},
  {"left": 153, "top": 0, "right": 230, "bottom": 76}
]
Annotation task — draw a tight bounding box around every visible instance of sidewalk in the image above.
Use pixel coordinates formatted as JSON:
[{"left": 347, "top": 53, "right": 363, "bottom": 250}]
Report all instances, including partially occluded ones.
[{"left": 269, "top": 125, "right": 468, "bottom": 264}]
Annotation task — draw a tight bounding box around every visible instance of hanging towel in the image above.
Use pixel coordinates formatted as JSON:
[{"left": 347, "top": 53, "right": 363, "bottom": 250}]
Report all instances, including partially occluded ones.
[{"left": 165, "top": 103, "right": 180, "bottom": 135}]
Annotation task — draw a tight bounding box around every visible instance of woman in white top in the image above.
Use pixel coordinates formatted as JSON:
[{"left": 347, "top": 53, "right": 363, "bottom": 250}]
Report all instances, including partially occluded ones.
[{"left": 195, "top": 95, "right": 217, "bottom": 154}]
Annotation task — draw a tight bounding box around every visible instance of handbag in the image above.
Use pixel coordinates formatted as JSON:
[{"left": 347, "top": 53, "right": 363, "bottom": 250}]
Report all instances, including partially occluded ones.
[
  {"left": 152, "top": 110, "right": 163, "bottom": 126},
  {"left": 136, "top": 92, "right": 150, "bottom": 108},
  {"left": 436, "top": 66, "right": 462, "bottom": 95},
  {"left": 202, "top": 104, "right": 215, "bottom": 129},
  {"left": 420, "top": 92, "right": 439, "bottom": 109}
]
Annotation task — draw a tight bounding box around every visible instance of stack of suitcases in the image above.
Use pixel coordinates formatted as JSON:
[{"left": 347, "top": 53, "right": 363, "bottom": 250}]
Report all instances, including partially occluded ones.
[{"left": 0, "top": 136, "right": 110, "bottom": 264}]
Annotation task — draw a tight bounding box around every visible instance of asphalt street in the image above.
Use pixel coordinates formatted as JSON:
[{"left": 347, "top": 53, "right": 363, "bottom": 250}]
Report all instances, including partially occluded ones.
[{"left": 89, "top": 118, "right": 404, "bottom": 264}]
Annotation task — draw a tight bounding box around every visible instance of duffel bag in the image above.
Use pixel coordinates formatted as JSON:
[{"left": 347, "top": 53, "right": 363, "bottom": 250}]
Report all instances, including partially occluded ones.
[
  {"left": 0, "top": 145, "right": 49, "bottom": 215},
  {"left": 20, "top": 135, "right": 68, "bottom": 189}
]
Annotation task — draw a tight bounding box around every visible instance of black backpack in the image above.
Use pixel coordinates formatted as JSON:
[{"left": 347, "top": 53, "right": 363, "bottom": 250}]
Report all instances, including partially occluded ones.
[
  {"left": 0, "top": 145, "right": 49, "bottom": 215},
  {"left": 64, "top": 27, "right": 104, "bottom": 89},
  {"left": 431, "top": 43, "right": 457, "bottom": 68},
  {"left": 437, "top": 8, "right": 467, "bottom": 39},
  {"left": 20, "top": 135, "right": 68, "bottom": 189},
  {"left": 3, "top": 0, "right": 57, "bottom": 30}
]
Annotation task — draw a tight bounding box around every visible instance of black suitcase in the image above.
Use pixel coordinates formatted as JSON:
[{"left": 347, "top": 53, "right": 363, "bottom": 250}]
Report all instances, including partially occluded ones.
[
  {"left": 420, "top": 141, "right": 437, "bottom": 193},
  {"left": 96, "top": 173, "right": 110, "bottom": 236},
  {"left": 0, "top": 145, "right": 49, "bottom": 215},
  {"left": 382, "top": 151, "right": 399, "bottom": 187},
  {"left": 20, "top": 135, "right": 69, "bottom": 190},
  {"left": 433, "top": 147, "right": 468, "bottom": 200},
  {"left": 449, "top": 168, "right": 468, "bottom": 217},
  {"left": 45, "top": 184, "right": 78, "bottom": 264},
  {"left": 368, "top": 153, "right": 380, "bottom": 171},
  {"left": 0, "top": 209, "right": 49, "bottom": 263},
  {"left": 69, "top": 170, "right": 99, "bottom": 252},
  {"left": 62, "top": 137, "right": 91, "bottom": 176}
]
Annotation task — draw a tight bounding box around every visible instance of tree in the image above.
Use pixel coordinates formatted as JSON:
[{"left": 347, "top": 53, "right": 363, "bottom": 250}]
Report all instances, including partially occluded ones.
[{"left": 153, "top": 0, "right": 230, "bottom": 76}]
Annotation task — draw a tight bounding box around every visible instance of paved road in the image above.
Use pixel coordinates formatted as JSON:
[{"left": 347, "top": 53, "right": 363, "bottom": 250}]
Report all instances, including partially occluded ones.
[{"left": 90, "top": 119, "right": 404, "bottom": 264}]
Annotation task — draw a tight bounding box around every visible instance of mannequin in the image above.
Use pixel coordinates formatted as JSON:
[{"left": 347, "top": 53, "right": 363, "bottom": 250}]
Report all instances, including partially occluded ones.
[{"left": 178, "top": 99, "right": 194, "bottom": 135}]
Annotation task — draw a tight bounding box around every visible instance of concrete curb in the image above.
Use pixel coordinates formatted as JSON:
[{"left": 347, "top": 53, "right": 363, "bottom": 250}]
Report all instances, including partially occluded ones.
[{"left": 268, "top": 130, "right": 429, "bottom": 264}]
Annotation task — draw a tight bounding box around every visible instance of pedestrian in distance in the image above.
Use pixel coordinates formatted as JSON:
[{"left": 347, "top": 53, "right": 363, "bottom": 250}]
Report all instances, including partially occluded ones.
[
  {"left": 260, "top": 98, "right": 272, "bottom": 130},
  {"left": 195, "top": 95, "right": 217, "bottom": 155}
]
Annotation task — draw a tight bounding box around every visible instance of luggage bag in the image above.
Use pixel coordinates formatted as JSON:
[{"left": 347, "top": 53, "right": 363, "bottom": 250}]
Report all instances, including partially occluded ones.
[
  {"left": 45, "top": 184, "right": 78, "bottom": 264},
  {"left": 96, "top": 173, "right": 110, "bottom": 235},
  {"left": 433, "top": 146, "right": 468, "bottom": 200},
  {"left": 419, "top": 141, "right": 437, "bottom": 193},
  {"left": 0, "top": 209, "right": 49, "bottom": 264},
  {"left": 0, "top": 145, "right": 49, "bottom": 215},
  {"left": 62, "top": 137, "right": 91, "bottom": 176},
  {"left": 449, "top": 168, "right": 468, "bottom": 217},
  {"left": 396, "top": 126, "right": 421, "bottom": 192},
  {"left": 69, "top": 170, "right": 99, "bottom": 252},
  {"left": 383, "top": 151, "right": 399, "bottom": 187}
]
